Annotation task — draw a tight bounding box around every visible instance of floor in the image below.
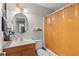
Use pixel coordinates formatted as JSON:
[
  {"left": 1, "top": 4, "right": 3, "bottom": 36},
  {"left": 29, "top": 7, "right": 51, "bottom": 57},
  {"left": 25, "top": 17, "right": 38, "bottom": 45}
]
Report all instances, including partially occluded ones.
[{"left": 36, "top": 48, "right": 53, "bottom": 56}]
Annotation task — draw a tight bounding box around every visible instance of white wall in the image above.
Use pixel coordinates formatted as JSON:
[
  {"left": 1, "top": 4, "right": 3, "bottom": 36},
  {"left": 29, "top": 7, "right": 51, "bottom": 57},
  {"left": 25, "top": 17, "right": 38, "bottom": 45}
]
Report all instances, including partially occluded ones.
[
  {"left": 0, "top": 3, "right": 2, "bottom": 31},
  {"left": 0, "top": 3, "right": 3, "bottom": 52},
  {"left": 7, "top": 3, "right": 51, "bottom": 49}
]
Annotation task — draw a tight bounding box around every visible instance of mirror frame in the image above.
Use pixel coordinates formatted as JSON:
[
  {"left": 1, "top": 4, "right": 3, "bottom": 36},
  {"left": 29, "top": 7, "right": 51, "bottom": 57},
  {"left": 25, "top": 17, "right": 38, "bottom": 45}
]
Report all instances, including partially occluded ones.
[{"left": 12, "top": 13, "right": 28, "bottom": 34}]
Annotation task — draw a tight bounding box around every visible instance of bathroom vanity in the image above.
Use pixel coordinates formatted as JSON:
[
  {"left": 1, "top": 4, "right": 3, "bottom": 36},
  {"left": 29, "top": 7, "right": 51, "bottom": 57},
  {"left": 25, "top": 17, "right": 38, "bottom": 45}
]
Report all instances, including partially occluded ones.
[{"left": 3, "top": 40, "right": 36, "bottom": 56}]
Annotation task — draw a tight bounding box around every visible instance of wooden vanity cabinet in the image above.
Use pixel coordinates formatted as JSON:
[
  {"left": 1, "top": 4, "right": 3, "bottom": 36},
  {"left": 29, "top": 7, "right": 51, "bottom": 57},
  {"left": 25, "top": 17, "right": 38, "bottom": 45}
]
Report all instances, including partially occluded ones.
[{"left": 3, "top": 43, "right": 36, "bottom": 56}]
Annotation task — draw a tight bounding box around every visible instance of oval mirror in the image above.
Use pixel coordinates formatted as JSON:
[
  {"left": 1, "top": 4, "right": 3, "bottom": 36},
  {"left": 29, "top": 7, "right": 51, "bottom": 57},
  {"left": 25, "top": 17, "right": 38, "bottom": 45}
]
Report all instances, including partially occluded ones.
[{"left": 13, "top": 13, "right": 28, "bottom": 33}]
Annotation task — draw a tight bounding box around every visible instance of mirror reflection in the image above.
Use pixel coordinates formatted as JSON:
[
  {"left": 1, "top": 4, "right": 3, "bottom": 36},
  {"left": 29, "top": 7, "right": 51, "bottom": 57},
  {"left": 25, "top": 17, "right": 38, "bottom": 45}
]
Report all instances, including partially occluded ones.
[{"left": 13, "top": 13, "right": 28, "bottom": 33}]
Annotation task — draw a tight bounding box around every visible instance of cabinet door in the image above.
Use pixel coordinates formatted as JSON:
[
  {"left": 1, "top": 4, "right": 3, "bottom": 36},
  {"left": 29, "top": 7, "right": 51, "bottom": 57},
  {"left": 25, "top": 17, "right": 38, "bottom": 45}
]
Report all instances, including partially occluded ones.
[
  {"left": 22, "top": 48, "right": 35, "bottom": 56},
  {"left": 4, "top": 46, "right": 22, "bottom": 56},
  {"left": 4, "top": 44, "right": 35, "bottom": 56},
  {"left": 22, "top": 44, "right": 35, "bottom": 56}
]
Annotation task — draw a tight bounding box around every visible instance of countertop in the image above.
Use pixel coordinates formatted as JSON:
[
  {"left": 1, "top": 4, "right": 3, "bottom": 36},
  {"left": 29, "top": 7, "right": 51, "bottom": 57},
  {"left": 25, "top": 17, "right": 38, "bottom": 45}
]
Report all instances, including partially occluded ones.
[{"left": 3, "top": 39, "right": 35, "bottom": 49}]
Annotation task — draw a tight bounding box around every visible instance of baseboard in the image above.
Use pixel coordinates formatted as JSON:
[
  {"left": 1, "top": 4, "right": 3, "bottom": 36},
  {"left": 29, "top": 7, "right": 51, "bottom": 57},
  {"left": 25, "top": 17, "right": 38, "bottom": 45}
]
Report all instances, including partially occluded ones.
[{"left": 46, "top": 48, "right": 58, "bottom": 56}]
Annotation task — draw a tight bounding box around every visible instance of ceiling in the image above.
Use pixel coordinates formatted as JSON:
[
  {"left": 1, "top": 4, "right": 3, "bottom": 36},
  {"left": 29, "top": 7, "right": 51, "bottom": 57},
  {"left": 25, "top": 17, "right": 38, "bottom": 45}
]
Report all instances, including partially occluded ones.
[
  {"left": 7, "top": 3, "right": 69, "bottom": 16},
  {"left": 19, "top": 3, "right": 69, "bottom": 13},
  {"left": 36, "top": 3, "right": 69, "bottom": 11}
]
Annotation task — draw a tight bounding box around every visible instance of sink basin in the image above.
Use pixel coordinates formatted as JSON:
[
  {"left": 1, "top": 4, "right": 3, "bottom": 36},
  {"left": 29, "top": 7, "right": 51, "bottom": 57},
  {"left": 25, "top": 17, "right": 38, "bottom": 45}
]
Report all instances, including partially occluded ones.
[{"left": 10, "top": 40, "right": 35, "bottom": 46}]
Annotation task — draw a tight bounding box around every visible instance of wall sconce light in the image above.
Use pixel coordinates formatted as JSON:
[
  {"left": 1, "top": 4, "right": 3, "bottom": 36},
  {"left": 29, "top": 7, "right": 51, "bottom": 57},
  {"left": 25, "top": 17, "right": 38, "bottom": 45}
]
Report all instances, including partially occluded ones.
[
  {"left": 16, "top": 3, "right": 21, "bottom": 12},
  {"left": 21, "top": 8, "right": 28, "bottom": 13},
  {"left": 16, "top": 4, "right": 28, "bottom": 13}
]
